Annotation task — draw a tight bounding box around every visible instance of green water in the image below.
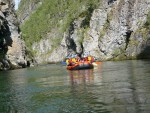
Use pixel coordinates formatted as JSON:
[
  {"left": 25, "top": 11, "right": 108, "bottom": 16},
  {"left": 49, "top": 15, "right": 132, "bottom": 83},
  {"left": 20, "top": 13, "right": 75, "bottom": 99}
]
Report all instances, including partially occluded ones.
[{"left": 0, "top": 60, "right": 150, "bottom": 113}]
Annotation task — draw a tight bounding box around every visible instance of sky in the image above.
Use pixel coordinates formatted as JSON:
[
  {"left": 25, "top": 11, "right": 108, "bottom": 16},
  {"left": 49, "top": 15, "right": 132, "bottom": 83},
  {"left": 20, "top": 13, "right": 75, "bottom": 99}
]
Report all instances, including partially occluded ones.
[{"left": 15, "top": 0, "right": 20, "bottom": 10}]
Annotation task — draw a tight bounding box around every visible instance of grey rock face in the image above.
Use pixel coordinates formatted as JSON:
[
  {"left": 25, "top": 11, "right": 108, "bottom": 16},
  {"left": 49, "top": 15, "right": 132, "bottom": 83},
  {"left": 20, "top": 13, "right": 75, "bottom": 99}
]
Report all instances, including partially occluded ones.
[
  {"left": 87, "top": 0, "right": 150, "bottom": 60},
  {"left": 32, "top": 29, "right": 67, "bottom": 64},
  {"left": 0, "top": 0, "right": 30, "bottom": 70}
]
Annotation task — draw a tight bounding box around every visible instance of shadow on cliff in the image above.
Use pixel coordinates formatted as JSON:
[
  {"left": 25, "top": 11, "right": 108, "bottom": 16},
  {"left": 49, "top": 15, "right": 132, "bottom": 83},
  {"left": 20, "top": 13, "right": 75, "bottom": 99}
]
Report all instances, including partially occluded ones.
[
  {"left": 0, "top": 19, "right": 12, "bottom": 53},
  {"left": 108, "top": 0, "right": 117, "bottom": 5},
  {"left": 137, "top": 35, "right": 150, "bottom": 59},
  {"left": 0, "top": 18, "right": 12, "bottom": 70},
  {"left": 137, "top": 45, "right": 150, "bottom": 59}
]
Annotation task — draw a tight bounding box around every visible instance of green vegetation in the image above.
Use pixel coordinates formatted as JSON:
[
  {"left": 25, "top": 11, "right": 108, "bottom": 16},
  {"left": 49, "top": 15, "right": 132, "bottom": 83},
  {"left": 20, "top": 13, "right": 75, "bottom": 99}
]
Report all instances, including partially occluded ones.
[
  {"left": 18, "top": 0, "right": 102, "bottom": 49},
  {"left": 130, "top": 11, "right": 150, "bottom": 46},
  {"left": 98, "top": 9, "right": 113, "bottom": 40},
  {"left": 0, "top": 51, "right": 4, "bottom": 60},
  {"left": 99, "top": 19, "right": 110, "bottom": 39},
  {"left": 145, "top": 11, "right": 150, "bottom": 28},
  {"left": 141, "top": 11, "right": 150, "bottom": 40},
  {"left": 77, "top": 28, "right": 86, "bottom": 44},
  {"left": 125, "top": 11, "right": 150, "bottom": 60}
]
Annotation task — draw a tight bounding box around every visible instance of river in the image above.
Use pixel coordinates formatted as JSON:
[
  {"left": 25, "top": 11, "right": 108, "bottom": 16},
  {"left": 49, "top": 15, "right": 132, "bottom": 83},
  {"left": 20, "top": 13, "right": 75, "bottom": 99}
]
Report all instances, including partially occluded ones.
[{"left": 0, "top": 60, "right": 150, "bottom": 113}]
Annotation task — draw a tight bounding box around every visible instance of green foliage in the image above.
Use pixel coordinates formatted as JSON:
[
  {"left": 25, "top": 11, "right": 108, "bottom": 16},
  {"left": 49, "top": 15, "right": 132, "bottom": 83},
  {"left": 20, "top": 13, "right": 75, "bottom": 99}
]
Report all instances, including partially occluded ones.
[
  {"left": 98, "top": 10, "right": 113, "bottom": 40},
  {"left": 80, "top": 3, "right": 96, "bottom": 28},
  {"left": 129, "top": 11, "right": 150, "bottom": 47},
  {"left": 99, "top": 20, "right": 110, "bottom": 39},
  {"left": 145, "top": 11, "right": 150, "bottom": 28},
  {"left": 136, "top": 11, "right": 150, "bottom": 42},
  {"left": 18, "top": 0, "right": 102, "bottom": 48},
  {"left": 77, "top": 29, "right": 85, "bottom": 44},
  {"left": 0, "top": 51, "right": 4, "bottom": 60}
]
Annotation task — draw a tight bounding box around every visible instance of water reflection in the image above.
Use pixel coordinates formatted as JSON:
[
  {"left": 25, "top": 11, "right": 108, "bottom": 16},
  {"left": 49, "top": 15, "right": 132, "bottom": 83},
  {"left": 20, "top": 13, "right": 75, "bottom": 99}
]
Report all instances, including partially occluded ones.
[
  {"left": 69, "top": 69, "right": 94, "bottom": 85},
  {"left": 69, "top": 64, "right": 103, "bottom": 85}
]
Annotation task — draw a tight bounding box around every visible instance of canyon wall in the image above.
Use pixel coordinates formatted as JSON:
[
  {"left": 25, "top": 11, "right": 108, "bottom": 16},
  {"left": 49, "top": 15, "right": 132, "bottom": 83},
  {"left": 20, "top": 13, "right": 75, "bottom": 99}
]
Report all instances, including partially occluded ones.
[
  {"left": 18, "top": 0, "right": 150, "bottom": 64},
  {"left": 0, "top": 0, "right": 32, "bottom": 70}
]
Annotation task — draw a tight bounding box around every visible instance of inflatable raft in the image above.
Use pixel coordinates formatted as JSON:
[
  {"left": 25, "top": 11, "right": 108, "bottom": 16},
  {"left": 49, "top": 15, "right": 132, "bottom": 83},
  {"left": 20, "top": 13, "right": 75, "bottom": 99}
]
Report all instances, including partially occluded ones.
[{"left": 67, "top": 61, "right": 93, "bottom": 70}]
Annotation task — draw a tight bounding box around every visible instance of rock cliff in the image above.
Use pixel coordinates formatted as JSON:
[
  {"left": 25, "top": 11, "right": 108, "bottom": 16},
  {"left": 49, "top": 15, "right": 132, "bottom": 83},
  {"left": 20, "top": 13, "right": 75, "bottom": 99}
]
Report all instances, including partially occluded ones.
[
  {"left": 0, "top": 0, "right": 32, "bottom": 70},
  {"left": 18, "top": 0, "right": 150, "bottom": 64}
]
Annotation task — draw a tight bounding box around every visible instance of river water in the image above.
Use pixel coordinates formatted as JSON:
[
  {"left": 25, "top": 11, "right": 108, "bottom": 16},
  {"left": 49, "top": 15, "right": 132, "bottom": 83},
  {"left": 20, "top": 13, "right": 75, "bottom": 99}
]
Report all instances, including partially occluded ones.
[{"left": 0, "top": 60, "right": 150, "bottom": 113}]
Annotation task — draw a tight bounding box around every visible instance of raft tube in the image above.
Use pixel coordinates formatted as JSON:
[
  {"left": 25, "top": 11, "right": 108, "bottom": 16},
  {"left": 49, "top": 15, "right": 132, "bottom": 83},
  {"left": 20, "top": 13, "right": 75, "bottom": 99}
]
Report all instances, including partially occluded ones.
[{"left": 67, "top": 61, "right": 93, "bottom": 70}]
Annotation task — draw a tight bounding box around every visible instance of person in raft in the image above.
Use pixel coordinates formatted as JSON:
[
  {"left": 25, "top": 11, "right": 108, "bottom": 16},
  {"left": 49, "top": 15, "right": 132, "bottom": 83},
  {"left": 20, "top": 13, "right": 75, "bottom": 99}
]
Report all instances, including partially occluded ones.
[
  {"left": 66, "top": 54, "right": 81, "bottom": 66},
  {"left": 87, "top": 55, "right": 94, "bottom": 63}
]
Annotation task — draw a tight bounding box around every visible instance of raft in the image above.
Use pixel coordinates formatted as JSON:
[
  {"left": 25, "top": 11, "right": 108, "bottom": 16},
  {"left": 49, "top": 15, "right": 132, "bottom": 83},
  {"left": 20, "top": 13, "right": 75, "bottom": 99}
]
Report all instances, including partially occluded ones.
[{"left": 67, "top": 61, "right": 94, "bottom": 70}]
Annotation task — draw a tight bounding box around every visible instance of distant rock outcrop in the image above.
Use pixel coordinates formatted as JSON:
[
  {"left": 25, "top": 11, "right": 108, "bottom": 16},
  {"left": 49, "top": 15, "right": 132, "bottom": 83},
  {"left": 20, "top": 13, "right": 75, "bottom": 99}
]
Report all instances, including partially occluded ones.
[
  {"left": 0, "top": 0, "right": 33, "bottom": 70},
  {"left": 17, "top": 0, "right": 43, "bottom": 25}
]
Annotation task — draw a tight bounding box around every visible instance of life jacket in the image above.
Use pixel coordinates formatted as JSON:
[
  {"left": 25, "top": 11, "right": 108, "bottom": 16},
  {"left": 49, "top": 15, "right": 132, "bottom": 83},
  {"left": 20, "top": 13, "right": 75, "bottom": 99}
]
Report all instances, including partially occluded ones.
[
  {"left": 91, "top": 57, "right": 94, "bottom": 62},
  {"left": 72, "top": 58, "right": 76, "bottom": 63},
  {"left": 75, "top": 56, "right": 80, "bottom": 62},
  {"left": 88, "top": 56, "right": 91, "bottom": 61},
  {"left": 66, "top": 59, "right": 69, "bottom": 65},
  {"left": 85, "top": 57, "right": 88, "bottom": 61},
  {"left": 68, "top": 58, "right": 73, "bottom": 65}
]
